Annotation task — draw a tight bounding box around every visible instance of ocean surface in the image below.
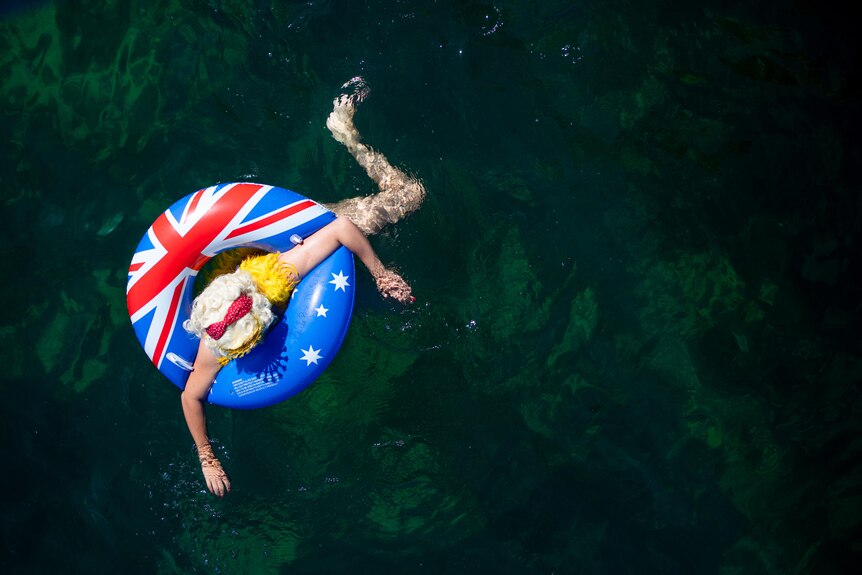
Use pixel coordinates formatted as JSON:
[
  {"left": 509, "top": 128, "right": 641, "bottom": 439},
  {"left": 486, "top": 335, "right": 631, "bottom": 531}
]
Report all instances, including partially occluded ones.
[{"left": 2, "top": 1, "right": 860, "bottom": 573}]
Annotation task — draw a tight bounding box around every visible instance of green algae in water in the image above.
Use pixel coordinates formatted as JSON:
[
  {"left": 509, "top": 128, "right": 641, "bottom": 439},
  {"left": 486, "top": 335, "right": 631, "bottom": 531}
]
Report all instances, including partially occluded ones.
[
  {"left": 546, "top": 287, "right": 598, "bottom": 370},
  {"left": 460, "top": 225, "right": 548, "bottom": 357},
  {"left": 637, "top": 249, "right": 745, "bottom": 339},
  {"left": 363, "top": 439, "right": 483, "bottom": 543}
]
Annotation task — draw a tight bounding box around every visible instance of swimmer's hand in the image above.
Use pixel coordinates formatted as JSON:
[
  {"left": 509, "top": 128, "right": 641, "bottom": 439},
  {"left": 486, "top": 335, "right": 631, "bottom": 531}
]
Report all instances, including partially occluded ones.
[
  {"left": 197, "top": 443, "right": 231, "bottom": 497},
  {"left": 374, "top": 268, "right": 414, "bottom": 304}
]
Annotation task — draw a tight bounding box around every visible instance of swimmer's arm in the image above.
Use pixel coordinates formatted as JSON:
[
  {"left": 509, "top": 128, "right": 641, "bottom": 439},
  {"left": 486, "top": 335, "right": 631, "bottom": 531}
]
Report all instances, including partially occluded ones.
[
  {"left": 181, "top": 340, "right": 219, "bottom": 448},
  {"left": 181, "top": 340, "right": 231, "bottom": 496},
  {"left": 284, "top": 217, "right": 385, "bottom": 276},
  {"left": 280, "top": 217, "right": 413, "bottom": 303}
]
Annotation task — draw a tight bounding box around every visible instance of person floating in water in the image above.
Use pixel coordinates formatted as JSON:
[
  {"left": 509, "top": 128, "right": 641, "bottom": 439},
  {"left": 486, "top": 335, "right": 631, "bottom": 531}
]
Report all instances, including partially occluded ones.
[{"left": 182, "top": 78, "right": 426, "bottom": 496}]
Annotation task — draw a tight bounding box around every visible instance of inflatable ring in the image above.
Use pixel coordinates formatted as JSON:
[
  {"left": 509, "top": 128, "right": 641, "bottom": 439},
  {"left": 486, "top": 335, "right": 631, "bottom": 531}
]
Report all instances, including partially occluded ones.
[{"left": 126, "top": 182, "right": 355, "bottom": 409}]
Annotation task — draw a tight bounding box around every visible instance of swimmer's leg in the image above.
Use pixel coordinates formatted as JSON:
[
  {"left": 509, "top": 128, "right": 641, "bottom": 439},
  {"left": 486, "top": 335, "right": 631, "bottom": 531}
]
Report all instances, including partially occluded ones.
[{"left": 325, "top": 77, "right": 426, "bottom": 236}]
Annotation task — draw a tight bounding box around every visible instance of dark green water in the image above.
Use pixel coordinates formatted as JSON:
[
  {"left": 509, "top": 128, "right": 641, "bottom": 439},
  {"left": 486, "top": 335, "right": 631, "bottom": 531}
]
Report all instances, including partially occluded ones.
[{"left": 2, "top": 0, "right": 860, "bottom": 573}]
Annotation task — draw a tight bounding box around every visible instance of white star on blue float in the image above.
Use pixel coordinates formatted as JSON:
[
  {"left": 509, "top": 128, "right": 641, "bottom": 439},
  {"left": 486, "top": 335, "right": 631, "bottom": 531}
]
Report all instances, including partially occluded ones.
[
  {"left": 329, "top": 270, "right": 350, "bottom": 292},
  {"left": 300, "top": 346, "right": 322, "bottom": 366},
  {"left": 314, "top": 304, "right": 329, "bottom": 317}
]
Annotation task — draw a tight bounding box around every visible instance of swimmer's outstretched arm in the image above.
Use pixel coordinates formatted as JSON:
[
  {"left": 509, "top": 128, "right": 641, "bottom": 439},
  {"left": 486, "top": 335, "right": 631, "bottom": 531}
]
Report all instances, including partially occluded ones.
[
  {"left": 280, "top": 216, "right": 413, "bottom": 304},
  {"left": 181, "top": 340, "right": 231, "bottom": 497}
]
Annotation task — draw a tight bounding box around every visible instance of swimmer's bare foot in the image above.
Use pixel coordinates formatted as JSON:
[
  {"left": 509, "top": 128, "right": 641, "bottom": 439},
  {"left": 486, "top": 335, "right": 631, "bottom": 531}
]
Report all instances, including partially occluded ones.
[
  {"left": 340, "top": 76, "right": 370, "bottom": 102},
  {"left": 326, "top": 77, "right": 369, "bottom": 149}
]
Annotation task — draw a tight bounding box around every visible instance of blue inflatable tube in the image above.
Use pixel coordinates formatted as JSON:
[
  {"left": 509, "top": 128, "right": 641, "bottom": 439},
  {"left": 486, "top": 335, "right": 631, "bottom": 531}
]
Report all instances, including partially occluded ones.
[{"left": 126, "top": 182, "right": 355, "bottom": 409}]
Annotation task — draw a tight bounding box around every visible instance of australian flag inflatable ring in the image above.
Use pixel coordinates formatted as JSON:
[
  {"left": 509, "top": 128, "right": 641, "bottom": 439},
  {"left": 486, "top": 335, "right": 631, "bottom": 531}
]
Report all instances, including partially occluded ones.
[{"left": 126, "top": 182, "right": 355, "bottom": 409}]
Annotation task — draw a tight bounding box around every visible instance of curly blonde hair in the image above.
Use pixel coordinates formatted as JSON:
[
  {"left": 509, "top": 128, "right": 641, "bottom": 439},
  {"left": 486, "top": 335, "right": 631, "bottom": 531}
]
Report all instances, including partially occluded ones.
[{"left": 183, "top": 269, "right": 275, "bottom": 363}]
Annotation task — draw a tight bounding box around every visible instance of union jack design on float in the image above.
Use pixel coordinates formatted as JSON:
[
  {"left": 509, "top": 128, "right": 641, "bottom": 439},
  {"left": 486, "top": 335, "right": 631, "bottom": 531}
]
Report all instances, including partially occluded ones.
[{"left": 126, "top": 182, "right": 334, "bottom": 383}]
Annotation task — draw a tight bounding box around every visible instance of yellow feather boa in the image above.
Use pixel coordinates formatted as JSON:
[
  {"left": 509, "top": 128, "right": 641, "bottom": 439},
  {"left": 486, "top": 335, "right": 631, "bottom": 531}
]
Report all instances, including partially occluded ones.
[{"left": 238, "top": 252, "right": 299, "bottom": 308}]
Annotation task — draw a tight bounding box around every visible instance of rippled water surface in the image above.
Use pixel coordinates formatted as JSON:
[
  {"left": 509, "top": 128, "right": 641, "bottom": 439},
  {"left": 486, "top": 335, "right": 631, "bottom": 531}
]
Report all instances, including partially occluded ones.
[{"left": 2, "top": 1, "right": 860, "bottom": 573}]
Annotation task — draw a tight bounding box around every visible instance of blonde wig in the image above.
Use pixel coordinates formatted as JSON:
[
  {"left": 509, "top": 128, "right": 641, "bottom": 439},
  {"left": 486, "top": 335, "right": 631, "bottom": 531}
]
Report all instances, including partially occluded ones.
[{"left": 183, "top": 269, "right": 275, "bottom": 364}]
